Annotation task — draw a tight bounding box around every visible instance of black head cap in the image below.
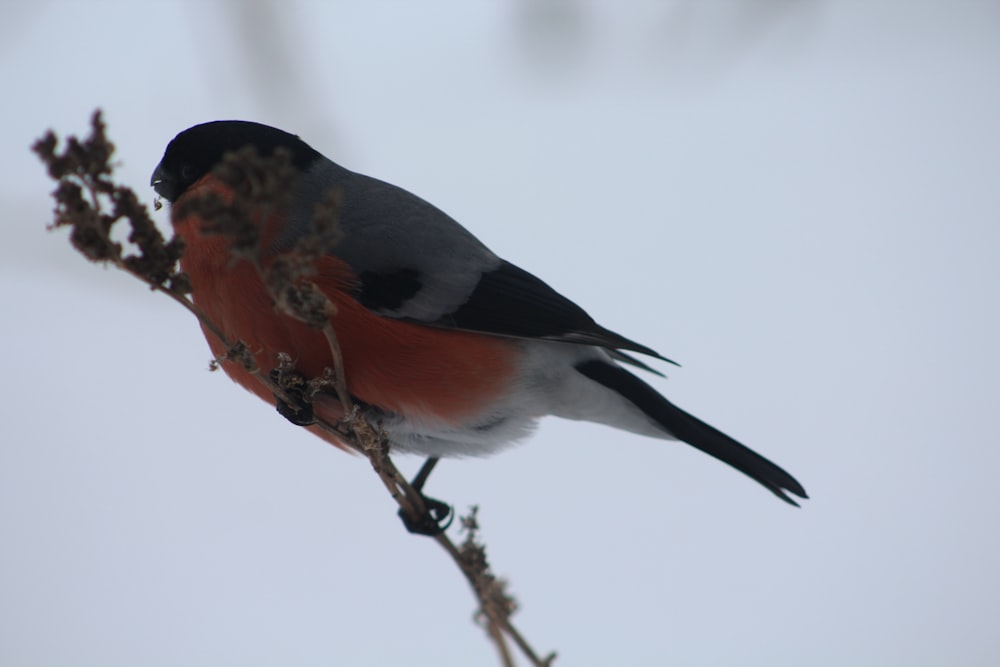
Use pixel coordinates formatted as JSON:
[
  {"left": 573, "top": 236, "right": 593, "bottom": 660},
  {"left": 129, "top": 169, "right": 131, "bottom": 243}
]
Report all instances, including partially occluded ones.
[{"left": 150, "top": 121, "right": 322, "bottom": 203}]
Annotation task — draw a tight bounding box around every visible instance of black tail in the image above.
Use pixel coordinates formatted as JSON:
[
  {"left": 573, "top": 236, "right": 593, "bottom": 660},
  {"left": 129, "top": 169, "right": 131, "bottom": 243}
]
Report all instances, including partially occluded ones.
[{"left": 576, "top": 360, "right": 808, "bottom": 506}]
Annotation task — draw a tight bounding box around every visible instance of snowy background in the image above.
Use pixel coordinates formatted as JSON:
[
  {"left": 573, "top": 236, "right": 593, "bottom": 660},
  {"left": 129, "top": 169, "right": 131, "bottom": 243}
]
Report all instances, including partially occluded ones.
[{"left": 2, "top": 1, "right": 998, "bottom": 665}]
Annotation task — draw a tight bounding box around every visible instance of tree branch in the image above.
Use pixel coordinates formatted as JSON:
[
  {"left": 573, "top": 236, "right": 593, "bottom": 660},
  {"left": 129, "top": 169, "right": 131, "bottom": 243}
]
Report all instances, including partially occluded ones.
[{"left": 33, "top": 110, "right": 556, "bottom": 667}]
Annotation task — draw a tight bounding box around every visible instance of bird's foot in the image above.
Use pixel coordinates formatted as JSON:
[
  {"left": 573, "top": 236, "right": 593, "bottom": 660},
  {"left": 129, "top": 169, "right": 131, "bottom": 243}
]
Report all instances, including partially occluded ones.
[
  {"left": 269, "top": 368, "right": 316, "bottom": 426},
  {"left": 398, "top": 495, "right": 453, "bottom": 536},
  {"left": 398, "top": 457, "right": 452, "bottom": 536}
]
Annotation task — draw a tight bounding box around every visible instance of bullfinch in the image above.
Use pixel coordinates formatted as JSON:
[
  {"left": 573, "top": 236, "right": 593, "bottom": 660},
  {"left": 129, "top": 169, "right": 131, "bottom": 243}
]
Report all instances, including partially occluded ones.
[{"left": 151, "top": 121, "right": 807, "bottom": 528}]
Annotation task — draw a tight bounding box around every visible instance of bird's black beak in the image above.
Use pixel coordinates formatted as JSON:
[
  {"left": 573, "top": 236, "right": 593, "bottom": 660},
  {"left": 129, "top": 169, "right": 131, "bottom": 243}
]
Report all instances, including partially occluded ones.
[{"left": 150, "top": 161, "right": 178, "bottom": 203}]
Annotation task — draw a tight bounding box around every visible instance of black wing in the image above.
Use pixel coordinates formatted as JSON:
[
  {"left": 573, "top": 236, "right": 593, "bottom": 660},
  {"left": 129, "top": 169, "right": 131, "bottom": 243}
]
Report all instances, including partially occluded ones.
[{"left": 358, "top": 259, "right": 675, "bottom": 363}]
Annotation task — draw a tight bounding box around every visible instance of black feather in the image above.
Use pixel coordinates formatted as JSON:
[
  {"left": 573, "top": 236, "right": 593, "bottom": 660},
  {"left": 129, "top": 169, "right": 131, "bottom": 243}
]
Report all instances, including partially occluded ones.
[
  {"left": 439, "top": 260, "right": 676, "bottom": 363},
  {"left": 357, "top": 268, "right": 422, "bottom": 311},
  {"left": 576, "top": 360, "right": 808, "bottom": 505}
]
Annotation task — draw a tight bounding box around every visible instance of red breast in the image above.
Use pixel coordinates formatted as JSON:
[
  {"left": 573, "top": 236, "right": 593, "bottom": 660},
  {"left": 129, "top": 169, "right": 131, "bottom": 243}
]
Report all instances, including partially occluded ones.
[{"left": 172, "top": 175, "right": 521, "bottom": 446}]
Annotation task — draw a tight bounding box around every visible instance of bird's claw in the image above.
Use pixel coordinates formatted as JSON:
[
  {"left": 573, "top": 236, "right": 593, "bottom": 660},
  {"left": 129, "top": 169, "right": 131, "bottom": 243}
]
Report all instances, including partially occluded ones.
[
  {"left": 270, "top": 368, "right": 316, "bottom": 426},
  {"left": 398, "top": 496, "right": 453, "bottom": 536}
]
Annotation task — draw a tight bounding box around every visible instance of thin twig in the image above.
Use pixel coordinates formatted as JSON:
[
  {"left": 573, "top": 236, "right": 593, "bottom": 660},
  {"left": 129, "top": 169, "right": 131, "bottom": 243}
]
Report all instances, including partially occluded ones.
[{"left": 34, "top": 111, "right": 555, "bottom": 667}]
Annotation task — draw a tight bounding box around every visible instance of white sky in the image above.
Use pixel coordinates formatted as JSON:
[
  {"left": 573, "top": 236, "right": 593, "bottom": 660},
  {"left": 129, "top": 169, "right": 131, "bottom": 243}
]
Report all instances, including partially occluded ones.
[{"left": 2, "top": 1, "right": 998, "bottom": 665}]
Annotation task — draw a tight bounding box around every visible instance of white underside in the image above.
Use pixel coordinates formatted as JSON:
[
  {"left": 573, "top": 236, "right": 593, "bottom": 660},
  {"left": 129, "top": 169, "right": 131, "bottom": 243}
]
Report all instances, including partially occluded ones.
[{"left": 380, "top": 341, "right": 673, "bottom": 458}]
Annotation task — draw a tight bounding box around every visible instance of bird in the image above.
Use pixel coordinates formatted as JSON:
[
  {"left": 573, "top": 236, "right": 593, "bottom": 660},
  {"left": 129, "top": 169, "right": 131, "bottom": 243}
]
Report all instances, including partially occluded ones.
[{"left": 151, "top": 121, "right": 807, "bottom": 532}]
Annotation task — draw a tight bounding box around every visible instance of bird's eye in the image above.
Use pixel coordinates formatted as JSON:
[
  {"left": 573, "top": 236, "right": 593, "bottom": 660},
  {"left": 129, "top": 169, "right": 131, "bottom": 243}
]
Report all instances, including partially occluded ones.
[{"left": 180, "top": 163, "right": 196, "bottom": 181}]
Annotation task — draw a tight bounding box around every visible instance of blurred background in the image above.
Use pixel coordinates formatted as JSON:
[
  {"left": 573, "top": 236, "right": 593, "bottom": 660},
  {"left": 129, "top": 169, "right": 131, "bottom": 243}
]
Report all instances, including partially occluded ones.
[{"left": 2, "top": 1, "right": 998, "bottom": 665}]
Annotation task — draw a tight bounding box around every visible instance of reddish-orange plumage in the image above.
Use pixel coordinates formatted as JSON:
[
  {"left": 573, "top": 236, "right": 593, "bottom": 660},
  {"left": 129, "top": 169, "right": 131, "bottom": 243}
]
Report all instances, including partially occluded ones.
[{"left": 173, "top": 175, "right": 520, "bottom": 448}]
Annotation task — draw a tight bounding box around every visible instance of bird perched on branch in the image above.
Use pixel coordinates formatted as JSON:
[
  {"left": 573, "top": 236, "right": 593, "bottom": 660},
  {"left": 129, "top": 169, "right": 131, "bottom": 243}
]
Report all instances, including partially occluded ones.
[{"left": 151, "top": 121, "right": 807, "bottom": 532}]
